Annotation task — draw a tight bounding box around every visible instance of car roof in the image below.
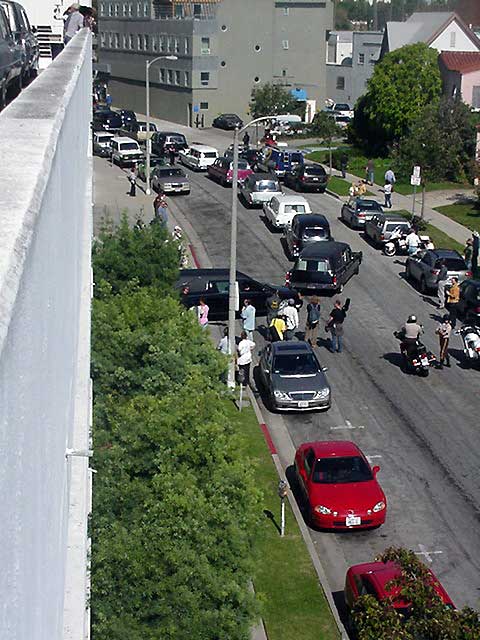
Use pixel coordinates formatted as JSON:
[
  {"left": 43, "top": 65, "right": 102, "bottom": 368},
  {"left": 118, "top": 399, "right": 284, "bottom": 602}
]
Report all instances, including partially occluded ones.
[
  {"left": 431, "top": 248, "right": 463, "bottom": 258},
  {"left": 273, "top": 195, "right": 309, "bottom": 203},
  {"left": 271, "top": 341, "right": 312, "bottom": 355},
  {"left": 178, "top": 269, "right": 250, "bottom": 281},
  {"left": 268, "top": 146, "right": 303, "bottom": 153},
  {"left": 302, "top": 440, "right": 362, "bottom": 457},
  {"left": 293, "top": 214, "right": 329, "bottom": 225},
  {"left": 188, "top": 143, "right": 218, "bottom": 152},
  {"left": 250, "top": 172, "right": 278, "bottom": 180},
  {"left": 299, "top": 241, "right": 350, "bottom": 259},
  {"left": 219, "top": 113, "right": 240, "bottom": 118},
  {"left": 355, "top": 198, "right": 380, "bottom": 206},
  {"left": 378, "top": 214, "right": 409, "bottom": 221},
  {"left": 95, "top": 131, "right": 114, "bottom": 137},
  {"left": 111, "top": 136, "right": 139, "bottom": 142}
]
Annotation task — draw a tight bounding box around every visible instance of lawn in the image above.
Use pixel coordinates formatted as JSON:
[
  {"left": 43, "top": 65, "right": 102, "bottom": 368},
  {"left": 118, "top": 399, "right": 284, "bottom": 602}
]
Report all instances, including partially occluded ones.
[
  {"left": 327, "top": 175, "right": 352, "bottom": 197},
  {"left": 393, "top": 210, "right": 465, "bottom": 254},
  {"left": 226, "top": 401, "right": 340, "bottom": 640},
  {"left": 435, "top": 202, "right": 480, "bottom": 234},
  {"left": 394, "top": 181, "right": 465, "bottom": 196}
]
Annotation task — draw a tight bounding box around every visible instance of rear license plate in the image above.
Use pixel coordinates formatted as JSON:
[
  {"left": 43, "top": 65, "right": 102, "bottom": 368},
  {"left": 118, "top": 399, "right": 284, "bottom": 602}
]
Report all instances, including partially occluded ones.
[
  {"left": 311, "top": 177, "right": 319, "bottom": 181},
  {"left": 298, "top": 401, "right": 309, "bottom": 408},
  {"left": 346, "top": 515, "right": 361, "bottom": 527}
]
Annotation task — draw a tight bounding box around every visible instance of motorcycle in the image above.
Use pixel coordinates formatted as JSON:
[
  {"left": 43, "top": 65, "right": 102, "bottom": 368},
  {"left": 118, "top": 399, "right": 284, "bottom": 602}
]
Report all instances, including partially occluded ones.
[
  {"left": 383, "top": 228, "right": 434, "bottom": 257},
  {"left": 456, "top": 324, "right": 480, "bottom": 365},
  {"left": 393, "top": 330, "right": 436, "bottom": 376}
]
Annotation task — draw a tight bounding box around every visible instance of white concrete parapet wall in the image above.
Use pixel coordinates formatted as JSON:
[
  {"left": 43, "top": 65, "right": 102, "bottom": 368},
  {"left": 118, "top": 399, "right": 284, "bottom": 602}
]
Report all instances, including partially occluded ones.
[{"left": 0, "top": 31, "right": 92, "bottom": 640}]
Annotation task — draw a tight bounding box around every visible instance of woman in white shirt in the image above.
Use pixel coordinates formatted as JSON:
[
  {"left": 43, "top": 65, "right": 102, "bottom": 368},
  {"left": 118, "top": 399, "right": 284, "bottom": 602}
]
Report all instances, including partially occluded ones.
[{"left": 236, "top": 331, "right": 256, "bottom": 386}]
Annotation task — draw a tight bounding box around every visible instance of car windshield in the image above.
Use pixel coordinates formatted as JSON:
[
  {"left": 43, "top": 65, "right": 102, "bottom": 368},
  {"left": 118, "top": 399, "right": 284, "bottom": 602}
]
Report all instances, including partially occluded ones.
[
  {"left": 358, "top": 200, "right": 382, "bottom": 211},
  {"left": 385, "top": 223, "right": 410, "bottom": 232},
  {"left": 305, "top": 166, "right": 326, "bottom": 176},
  {"left": 285, "top": 204, "right": 306, "bottom": 213},
  {"left": 296, "top": 259, "right": 329, "bottom": 272},
  {"left": 302, "top": 227, "right": 327, "bottom": 239},
  {"left": 237, "top": 161, "right": 249, "bottom": 170},
  {"left": 202, "top": 152, "right": 217, "bottom": 158},
  {"left": 257, "top": 180, "right": 279, "bottom": 191},
  {"left": 120, "top": 142, "right": 140, "bottom": 150},
  {"left": 158, "top": 168, "right": 184, "bottom": 177},
  {"left": 170, "top": 135, "right": 187, "bottom": 144},
  {"left": 273, "top": 353, "right": 319, "bottom": 376},
  {"left": 312, "top": 456, "right": 372, "bottom": 484},
  {"left": 435, "top": 257, "right": 467, "bottom": 270},
  {"left": 335, "top": 103, "right": 350, "bottom": 110},
  {"left": 336, "top": 116, "right": 350, "bottom": 122},
  {"left": 289, "top": 153, "right": 303, "bottom": 163}
]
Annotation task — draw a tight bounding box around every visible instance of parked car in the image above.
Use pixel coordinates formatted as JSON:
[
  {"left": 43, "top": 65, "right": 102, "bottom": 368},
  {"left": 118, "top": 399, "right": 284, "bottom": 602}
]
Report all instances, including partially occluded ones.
[
  {"left": 137, "top": 155, "right": 166, "bottom": 181},
  {"left": 240, "top": 173, "right": 283, "bottom": 207},
  {"left": 212, "top": 113, "right": 243, "bottom": 130},
  {"left": 110, "top": 136, "right": 144, "bottom": 167},
  {"left": 364, "top": 213, "right": 411, "bottom": 246},
  {"left": 341, "top": 197, "right": 384, "bottom": 229},
  {"left": 284, "top": 213, "right": 332, "bottom": 259},
  {"left": 92, "top": 110, "right": 123, "bottom": 132},
  {"left": 224, "top": 147, "right": 261, "bottom": 168},
  {"left": 179, "top": 143, "right": 218, "bottom": 171},
  {"left": 0, "top": 3, "right": 22, "bottom": 106},
  {"left": 258, "top": 342, "right": 330, "bottom": 411},
  {"left": 405, "top": 248, "right": 472, "bottom": 293},
  {"left": 118, "top": 109, "right": 137, "bottom": 127},
  {"left": 256, "top": 146, "right": 304, "bottom": 178},
  {"left": 207, "top": 157, "right": 252, "bottom": 186},
  {"left": 123, "top": 120, "right": 157, "bottom": 144},
  {"left": 344, "top": 560, "right": 454, "bottom": 631},
  {"left": 284, "top": 163, "right": 328, "bottom": 193},
  {"left": 0, "top": 0, "right": 38, "bottom": 82},
  {"left": 325, "top": 102, "right": 354, "bottom": 119},
  {"left": 151, "top": 166, "right": 190, "bottom": 194},
  {"left": 93, "top": 131, "right": 114, "bottom": 157},
  {"left": 175, "top": 269, "right": 302, "bottom": 320},
  {"left": 457, "top": 279, "right": 480, "bottom": 324},
  {"left": 263, "top": 195, "right": 312, "bottom": 229},
  {"left": 294, "top": 440, "right": 386, "bottom": 529},
  {"left": 151, "top": 131, "right": 188, "bottom": 156},
  {"left": 286, "top": 241, "right": 362, "bottom": 293}
]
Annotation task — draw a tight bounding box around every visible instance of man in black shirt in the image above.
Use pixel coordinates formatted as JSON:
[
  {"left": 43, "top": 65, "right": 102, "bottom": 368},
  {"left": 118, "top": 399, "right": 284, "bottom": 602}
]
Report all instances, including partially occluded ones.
[{"left": 326, "top": 299, "right": 347, "bottom": 353}]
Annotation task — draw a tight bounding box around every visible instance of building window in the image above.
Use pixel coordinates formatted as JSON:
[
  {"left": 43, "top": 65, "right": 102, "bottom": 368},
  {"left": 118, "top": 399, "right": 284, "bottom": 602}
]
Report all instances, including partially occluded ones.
[
  {"left": 221, "top": 24, "right": 228, "bottom": 31},
  {"left": 174, "top": 70, "right": 180, "bottom": 85},
  {"left": 174, "top": 37, "right": 179, "bottom": 53},
  {"left": 100, "top": 2, "right": 105, "bottom": 16},
  {"left": 167, "top": 36, "right": 172, "bottom": 52},
  {"left": 122, "top": 33, "right": 128, "bottom": 48},
  {"left": 254, "top": 76, "right": 260, "bottom": 83},
  {"left": 123, "top": 2, "right": 128, "bottom": 16},
  {"left": 100, "top": 31, "right": 106, "bottom": 47},
  {"left": 200, "top": 71, "right": 210, "bottom": 86},
  {"left": 200, "top": 102, "right": 209, "bottom": 110},
  {"left": 336, "top": 76, "right": 345, "bottom": 90},
  {"left": 114, "top": 3, "right": 119, "bottom": 16},
  {"left": 108, "top": 32, "right": 114, "bottom": 48},
  {"left": 128, "top": 2, "right": 133, "bottom": 16},
  {"left": 114, "top": 32, "right": 120, "bottom": 48},
  {"left": 174, "top": 4, "right": 184, "bottom": 18},
  {"left": 184, "top": 37, "right": 189, "bottom": 54},
  {"left": 185, "top": 71, "right": 190, "bottom": 86},
  {"left": 144, "top": 34, "right": 149, "bottom": 49},
  {"left": 358, "top": 53, "right": 365, "bottom": 64},
  {"left": 282, "top": 40, "right": 289, "bottom": 50},
  {"left": 283, "top": 7, "right": 289, "bottom": 15},
  {"left": 255, "top": 44, "right": 261, "bottom": 52},
  {"left": 159, "top": 36, "right": 165, "bottom": 52},
  {"left": 108, "top": 3, "right": 113, "bottom": 17},
  {"left": 167, "top": 69, "right": 174, "bottom": 84},
  {"left": 159, "top": 68, "right": 166, "bottom": 83},
  {"left": 152, "top": 36, "right": 157, "bottom": 51},
  {"left": 193, "top": 3, "right": 202, "bottom": 18},
  {"left": 201, "top": 37, "right": 210, "bottom": 54},
  {"left": 450, "top": 31, "right": 456, "bottom": 48},
  {"left": 144, "top": 1, "right": 149, "bottom": 17},
  {"left": 137, "top": 34, "right": 142, "bottom": 49},
  {"left": 129, "top": 33, "right": 134, "bottom": 49},
  {"left": 220, "top": 60, "right": 226, "bottom": 67},
  {"left": 137, "top": 1, "right": 141, "bottom": 16}
]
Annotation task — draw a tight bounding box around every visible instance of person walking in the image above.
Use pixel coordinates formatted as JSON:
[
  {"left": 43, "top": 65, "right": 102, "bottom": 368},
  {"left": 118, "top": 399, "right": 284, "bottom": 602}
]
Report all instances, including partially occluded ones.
[
  {"left": 446, "top": 276, "right": 460, "bottom": 328},
  {"left": 237, "top": 331, "right": 255, "bottom": 386},
  {"left": 436, "top": 260, "right": 448, "bottom": 309},
  {"left": 435, "top": 315, "right": 452, "bottom": 369},
  {"left": 326, "top": 299, "right": 347, "bottom": 353},
  {"left": 63, "top": 3, "right": 84, "bottom": 44},
  {"left": 464, "top": 238, "right": 473, "bottom": 271},
  {"left": 305, "top": 296, "right": 321, "bottom": 346},
  {"left": 128, "top": 165, "right": 137, "bottom": 197},
  {"left": 168, "top": 145, "right": 176, "bottom": 166},
  {"left": 217, "top": 327, "right": 230, "bottom": 355},
  {"left": 243, "top": 131, "right": 250, "bottom": 149},
  {"left": 266, "top": 289, "right": 281, "bottom": 326},
  {"left": 269, "top": 314, "right": 286, "bottom": 342},
  {"left": 197, "top": 298, "right": 209, "bottom": 329},
  {"left": 241, "top": 299, "right": 256, "bottom": 340},
  {"left": 384, "top": 167, "right": 396, "bottom": 185},
  {"left": 366, "top": 159, "right": 375, "bottom": 185},
  {"left": 340, "top": 153, "right": 348, "bottom": 179},
  {"left": 153, "top": 193, "right": 168, "bottom": 226},
  {"left": 283, "top": 299, "right": 299, "bottom": 341},
  {"left": 383, "top": 181, "right": 393, "bottom": 209}
]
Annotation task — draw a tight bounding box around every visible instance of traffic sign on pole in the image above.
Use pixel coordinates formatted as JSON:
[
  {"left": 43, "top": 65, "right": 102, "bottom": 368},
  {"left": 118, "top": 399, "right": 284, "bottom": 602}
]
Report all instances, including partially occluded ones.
[
  {"left": 410, "top": 175, "right": 421, "bottom": 186},
  {"left": 413, "top": 165, "right": 421, "bottom": 178}
]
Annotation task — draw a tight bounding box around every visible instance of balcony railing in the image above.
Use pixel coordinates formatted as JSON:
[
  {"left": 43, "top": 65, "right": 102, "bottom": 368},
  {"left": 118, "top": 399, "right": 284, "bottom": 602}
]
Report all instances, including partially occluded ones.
[{"left": 152, "top": 1, "right": 218, "bottom": 20}]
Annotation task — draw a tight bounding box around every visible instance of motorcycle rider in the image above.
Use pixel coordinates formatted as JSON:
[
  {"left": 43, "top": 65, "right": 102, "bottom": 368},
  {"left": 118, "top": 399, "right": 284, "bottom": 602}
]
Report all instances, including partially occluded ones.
[{"left": 398, "top": 314, "right": 423, "bottom": 357}]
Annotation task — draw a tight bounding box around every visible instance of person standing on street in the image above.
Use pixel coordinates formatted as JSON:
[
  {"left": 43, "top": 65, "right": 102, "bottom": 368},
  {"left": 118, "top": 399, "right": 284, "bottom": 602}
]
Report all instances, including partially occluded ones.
[
  {"left": 435, "top": 315, "right": 452, "bottom": 369},
  {"left": 237, "top": 331, "right": 255, "bottom": 386},
  {"left": 128, "top": 165, "right": 137, "bottom": 197},
  {"left": 283, "top": 299, "right": 299, "bottom": 341},
  {"left": 305, "top": 296, "right": 321, "bottom": 346},
  {"left": 446, "top": 276, "right": 460, "bottom": 328},
  {"left": 405, "top": 227, "right": 421, "bottom": 255},
  {"left": 340, "top": 153, "right": 348, "bottom": 179},
  {"left": 153, "top": 193, "right": 168, "bottom": 226},
  {"left": 63, "top": 3, "right": 84, "bottom": 44},
  {"left": 464, "top": 238, "right": 473, "bottom": 271},
  {"left": 241, "top": 299, "right": 256, "bottom": 340},
  {"left": 243, "top": 131, "right": 250, "bottom": 149},
  {"left": 197, "top": 298, "right": 209, "bottom": 329},
  {"left": 383, "top": 181, "right": 393, "bottom": 209},
  {"left": 266, "top": 289, "right": 281, "bottom": 326},
  {"left": 384, "top": 167, "right": 396, "bottom": 185},
  {"left": 217, "top": 327, "right": 230, "bottom": 355},
  {"left": 472, "top": 230, "right": 479, "bottom": 275},
  {"left": 326, "top": 299, "right": 347, "bottom": 353},
  {"left": 269, "top": 314, "right": 286, "bottom": 342},
  {"left": 436, "top": 260, "right": 448, "bottom": 309},
  {"left": 168, "top": 145, "right": 176, "bottom": 166},
  {"left": 366, "top": 159, "right": 375, "bottom": 185}
]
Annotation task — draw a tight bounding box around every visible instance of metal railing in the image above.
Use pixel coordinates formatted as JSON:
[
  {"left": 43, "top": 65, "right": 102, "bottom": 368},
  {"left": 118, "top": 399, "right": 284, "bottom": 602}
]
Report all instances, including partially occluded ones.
[{"left": 152, "top": 1, "right": 218, "bottom": 20}]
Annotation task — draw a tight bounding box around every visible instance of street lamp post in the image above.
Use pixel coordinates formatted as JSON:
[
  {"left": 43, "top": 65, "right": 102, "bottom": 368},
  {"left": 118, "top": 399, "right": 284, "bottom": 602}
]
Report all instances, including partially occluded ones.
[
  {"left": 227, "top": 115, "right": 279, "bottom": 388},
  {"left": 145, "top": 55, "right": 178, "bottom": 196}
]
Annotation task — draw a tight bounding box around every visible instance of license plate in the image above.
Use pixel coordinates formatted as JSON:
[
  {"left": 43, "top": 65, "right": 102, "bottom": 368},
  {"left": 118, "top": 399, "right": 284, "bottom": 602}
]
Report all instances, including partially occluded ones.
[
  {"left": 311, "top": 177, "right": 319, "bottom": 181},
  {"left": 346, "top": 515, "right": 361, "bottom": 527},
  {"left": 298, "top": 401, "right": 309, "bottom": 408}
]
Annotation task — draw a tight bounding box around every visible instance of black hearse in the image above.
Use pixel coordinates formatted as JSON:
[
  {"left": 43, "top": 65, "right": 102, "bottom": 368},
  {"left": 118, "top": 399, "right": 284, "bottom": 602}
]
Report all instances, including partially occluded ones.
[{"left": 285, "top": 241, "right": 362, "bottom": 293}]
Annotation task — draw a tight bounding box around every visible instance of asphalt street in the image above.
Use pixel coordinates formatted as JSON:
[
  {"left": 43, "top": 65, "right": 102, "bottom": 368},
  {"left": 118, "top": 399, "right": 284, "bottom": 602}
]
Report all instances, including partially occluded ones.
[{"left": 93, "top": 125, "right": 480, "bottom": 617}]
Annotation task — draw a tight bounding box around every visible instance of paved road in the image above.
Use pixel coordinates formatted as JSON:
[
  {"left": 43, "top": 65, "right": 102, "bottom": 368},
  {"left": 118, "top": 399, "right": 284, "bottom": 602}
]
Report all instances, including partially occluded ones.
[{"left": 93, "top": 128, "right": 480, "bottom": 618}]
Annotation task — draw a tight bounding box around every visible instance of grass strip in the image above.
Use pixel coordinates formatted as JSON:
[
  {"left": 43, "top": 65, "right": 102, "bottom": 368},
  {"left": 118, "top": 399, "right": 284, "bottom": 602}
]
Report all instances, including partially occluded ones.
[
  {"left": 327, "top": 176, "right": 352, "bottom": 197},
  {"left": 435, "top": 202, "right": 480, "bottom": 235},
  {"left": 225, "top": 401, "right": 340, "bottom": 640},
  {"left": 393, "top": 209, "right": 465, "bottom": 253}
]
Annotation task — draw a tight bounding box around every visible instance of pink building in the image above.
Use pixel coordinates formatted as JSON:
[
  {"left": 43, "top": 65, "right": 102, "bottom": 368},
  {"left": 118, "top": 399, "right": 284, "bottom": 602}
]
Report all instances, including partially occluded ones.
[{"left": 439, "top": 51, "right": 480, "bottom": 109}]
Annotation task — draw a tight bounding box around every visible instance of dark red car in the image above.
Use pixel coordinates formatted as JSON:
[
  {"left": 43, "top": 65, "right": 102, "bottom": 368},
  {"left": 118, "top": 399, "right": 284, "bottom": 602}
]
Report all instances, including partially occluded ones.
[
  {"left": 294, "top": 441, "right": 386, "bottom": 530},
  {"left": 345, "top": 560, "right": 454, "bottom": 622},
  {"left": 207, "top": 157, "right": 253, "bottom": 186}
]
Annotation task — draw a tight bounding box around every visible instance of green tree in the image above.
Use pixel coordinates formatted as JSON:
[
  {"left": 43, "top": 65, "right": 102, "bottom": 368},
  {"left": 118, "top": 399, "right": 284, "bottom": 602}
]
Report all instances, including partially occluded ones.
[
  {"left": 352, "top": 43, "right": 442, "bottom": 154},
  {"left": 309, "top": 111, "right": 343, "bottom": 174},
  {"left": 249, "top": 82, "right": 302, "bottom": 119}
]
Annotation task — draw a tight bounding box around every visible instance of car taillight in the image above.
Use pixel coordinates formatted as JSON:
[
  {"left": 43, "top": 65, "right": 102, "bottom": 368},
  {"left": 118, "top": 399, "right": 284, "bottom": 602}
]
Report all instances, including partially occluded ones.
[
  {"left": 431, "top": 269, "right": 440, "bottom": 275},
  {"left": 475, "top": 306, "right": 480, "bottom": 313},
  {"left": 333, "top": 276, "right": 337, "bottom": 285},
  {"left": 465, "top": 271, "right": 473, "bottom": 278},
  {"left": 380, "top": 234, "right": 384, "bottom": 241},
  {"left": 357, "top": 213, "right": 365, "bottom": 218},
  {"left": 300, "top": 176, "right": 306, "bottom": 181},
  {"left": 285, "top": 272, "right": 291, "bottom": 285}
]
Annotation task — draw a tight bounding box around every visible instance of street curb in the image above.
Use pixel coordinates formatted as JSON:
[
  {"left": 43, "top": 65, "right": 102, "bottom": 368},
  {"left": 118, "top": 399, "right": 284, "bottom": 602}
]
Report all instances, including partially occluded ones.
[
  {"left": 247, "top": 387, "right": 349, "bottom": 640},
  {"left": 326, "top": 189, "right": 342, "bottom": 200}
]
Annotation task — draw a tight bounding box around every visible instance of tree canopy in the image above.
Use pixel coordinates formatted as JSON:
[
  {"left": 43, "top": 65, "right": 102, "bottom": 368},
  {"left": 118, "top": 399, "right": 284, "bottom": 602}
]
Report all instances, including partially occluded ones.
[
  {"left": 351, "top": 43, "right": 442, "bottom": 154},
  {"left": 249, "top": 82, "right": 302, "bottom": 119}
]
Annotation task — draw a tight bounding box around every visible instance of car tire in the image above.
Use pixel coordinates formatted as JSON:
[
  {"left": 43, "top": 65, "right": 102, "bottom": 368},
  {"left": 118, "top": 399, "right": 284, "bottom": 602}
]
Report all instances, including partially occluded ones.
[{"left": 419, "top": 368, "right": 429, "bottom": 378}]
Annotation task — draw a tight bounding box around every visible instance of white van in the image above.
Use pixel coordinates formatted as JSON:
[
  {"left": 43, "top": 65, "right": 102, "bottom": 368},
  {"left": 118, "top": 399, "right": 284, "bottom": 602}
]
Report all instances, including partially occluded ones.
[
  {"left": 110, "top": 136, "right": 144, "bottom": 167},
  {"left": 179, "top": 143, "right": 218, "bottom": 171}
]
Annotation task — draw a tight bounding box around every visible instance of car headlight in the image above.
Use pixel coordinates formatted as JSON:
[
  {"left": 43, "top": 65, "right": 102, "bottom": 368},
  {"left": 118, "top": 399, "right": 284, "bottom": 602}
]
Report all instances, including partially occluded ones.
[
  {"left": 372, "top": 501, "right": 386, "bottom": 513},
  {"left": 313, "top": 388, "right": 330, "bottom": 400},
  {"left": 314, "top": 505, "right": 331, "bottom": 515},
  {"left": 273, "top": 390, "right": 291, "bottom": 401}
]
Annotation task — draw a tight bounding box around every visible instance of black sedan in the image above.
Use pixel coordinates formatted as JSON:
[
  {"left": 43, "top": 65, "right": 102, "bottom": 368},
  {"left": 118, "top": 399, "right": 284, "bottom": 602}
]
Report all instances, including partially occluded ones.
[
  {"left": 118, "top": 109, "right": 137, "bottom": 126},
  {"left": 258, "top": 342, "right": 331, "bottom": 411},
  {"left": 92, "top": 110, "right": 123, "bottom": 132},
  {"left": 176, "top": 269, "right": 302, "bottom": 320},
  {"left": 212, "top": 113, "right": 243, "bottom": 130},
  {"left": 284, "top": 164, "right": 328, "bottom": 193}
]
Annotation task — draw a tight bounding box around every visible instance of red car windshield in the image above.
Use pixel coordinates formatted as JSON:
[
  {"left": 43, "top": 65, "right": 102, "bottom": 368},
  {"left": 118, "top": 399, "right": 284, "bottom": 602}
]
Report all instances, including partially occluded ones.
[{"left": 312, "top": 456, "right": 372, "bottom": 484}]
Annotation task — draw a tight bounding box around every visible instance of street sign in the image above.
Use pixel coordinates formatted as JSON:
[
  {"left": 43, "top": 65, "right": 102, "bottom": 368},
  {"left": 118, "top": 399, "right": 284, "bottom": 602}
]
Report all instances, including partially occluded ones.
[
  {"left": 193, "top": 104, "right": 200, "bottom": 113},
  {"left": 413, "top": 165, "right": 421, "bottom": 178},
  {"left": 410, "top": 175, "right": 421, "bottom": 186}
]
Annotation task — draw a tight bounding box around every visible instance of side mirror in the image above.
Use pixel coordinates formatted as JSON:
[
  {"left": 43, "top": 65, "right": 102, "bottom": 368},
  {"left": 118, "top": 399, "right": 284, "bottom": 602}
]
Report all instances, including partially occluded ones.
[
  {"left": 321, "top": 367, "right": 328, "bottom": 372},
  {"left": 372, "top": 465, "right": 380, "bottom": 475}
]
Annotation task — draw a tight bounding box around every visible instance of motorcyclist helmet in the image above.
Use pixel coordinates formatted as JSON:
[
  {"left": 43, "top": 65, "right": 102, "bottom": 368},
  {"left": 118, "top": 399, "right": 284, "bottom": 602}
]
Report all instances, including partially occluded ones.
[{"left": 407, "top": 314, "right": 417, "bottom": 323}]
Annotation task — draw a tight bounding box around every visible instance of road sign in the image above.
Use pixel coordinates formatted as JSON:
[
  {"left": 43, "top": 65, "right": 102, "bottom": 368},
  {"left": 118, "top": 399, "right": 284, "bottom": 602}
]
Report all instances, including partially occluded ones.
[
  {"left": 410, "top": 175, "right": 421, "bottom": 186},
  {"left": 413, "top": 165, "right": 421, "bottom": 178},
  {"left": 193, "top": 104, "right": 200, "bottom": 113}
]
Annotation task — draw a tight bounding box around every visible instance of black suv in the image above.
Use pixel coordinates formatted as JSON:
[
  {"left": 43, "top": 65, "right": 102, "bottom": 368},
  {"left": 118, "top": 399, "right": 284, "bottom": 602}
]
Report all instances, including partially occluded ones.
[
  {"left": 92, "top": 110, "right": 123, "bottom": 132},
  {"left": 457, "top": 279, "right": 480, "bottom": 324},
  {"left": 151, "top": 131, "right": 188, "bottom": 156},
  {"left": 284, "top": 164, "right": 328, "bottom": 193},
  {"left": 0, "top": 1, "right": 38, "bottom": 83},
  {"left": 176, "top": 269, "right": 302, "bottom": 320},
  {"left": 284, "top": 214, "right": 332, "bottom": 259},
  {"left": 212, "top": 113, "right": 243, "bottom": 130}
]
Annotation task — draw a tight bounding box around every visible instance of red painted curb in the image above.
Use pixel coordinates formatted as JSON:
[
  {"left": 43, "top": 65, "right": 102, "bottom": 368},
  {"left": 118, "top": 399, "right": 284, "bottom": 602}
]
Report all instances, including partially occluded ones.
[
  {"left": 188, "top": 243, "right": 201, "bottom": 268},
  {"left": 260, "top": 423, "right": 277, "bottom": 455}
]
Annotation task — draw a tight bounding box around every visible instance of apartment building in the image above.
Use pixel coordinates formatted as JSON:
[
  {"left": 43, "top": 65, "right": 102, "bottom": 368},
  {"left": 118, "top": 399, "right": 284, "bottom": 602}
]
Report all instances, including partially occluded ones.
[{"left": 98, "top": 0, "right": 334, "bottom": 126}]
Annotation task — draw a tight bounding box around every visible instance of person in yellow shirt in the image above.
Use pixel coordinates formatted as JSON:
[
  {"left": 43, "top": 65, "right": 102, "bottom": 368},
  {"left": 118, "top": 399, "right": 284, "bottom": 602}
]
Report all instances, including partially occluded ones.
[{"left": 269, "top": 315, "right": 286, "bottom": 341}]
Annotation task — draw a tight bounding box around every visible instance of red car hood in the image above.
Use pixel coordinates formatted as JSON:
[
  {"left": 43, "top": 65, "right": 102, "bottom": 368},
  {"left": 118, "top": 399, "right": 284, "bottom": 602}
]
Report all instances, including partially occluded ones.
[{"left": 309, "top": 480, "right": 384, "bottom": 511}]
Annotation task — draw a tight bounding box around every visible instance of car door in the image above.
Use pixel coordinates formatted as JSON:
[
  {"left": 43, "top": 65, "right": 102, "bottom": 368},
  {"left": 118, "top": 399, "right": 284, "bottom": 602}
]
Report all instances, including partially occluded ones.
[
  {"left": 260, "top": 344, "right": 273, "bottom": 389},
  {"left": 204, "top": 279, "right": 229, "bottom": 318},
  {"left": 341, "top": 246, "right": 354, "bottom": 284},
  {"left": 285, "top": 216, "right": 296, "bottom": 254},
  {"left": 300, "top": 448, "right": 316, "bottom": 501},
  {"left": 414, "top": 251, "right": 432, "bottom": 284},
  {"left": 238, "top": 278, "right": 267, "bottom": 314}
]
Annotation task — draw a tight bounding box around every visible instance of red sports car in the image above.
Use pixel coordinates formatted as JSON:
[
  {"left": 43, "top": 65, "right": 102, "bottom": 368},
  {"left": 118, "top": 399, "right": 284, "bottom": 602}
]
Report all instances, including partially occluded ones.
[{"left": 294, "top": 440, "right": 386, "bottom": 530}]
